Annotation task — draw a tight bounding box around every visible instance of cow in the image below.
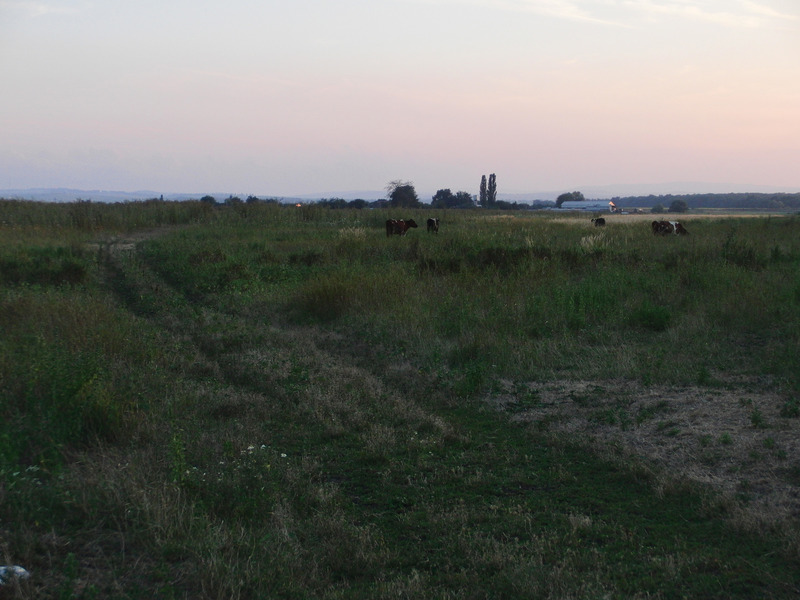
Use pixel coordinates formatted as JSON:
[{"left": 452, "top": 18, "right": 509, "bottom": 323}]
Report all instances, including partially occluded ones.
[
  {"left": 673, "top": 221, "right": 689, "bottom": 235},
  {"left": 427, "top": 217, "right": 439, "bottom": 233},
  {"left": 652, "top": 220, "right": 674, "bottom": 235},
  {"left": 591, "top": 217, "right": 606, "bottom": 227},
  {"left": 652, "top": 220, "right": 688, "bottom": 235},
  {"left": 386, "top": 219, "right": 418, "bottom": 236}
]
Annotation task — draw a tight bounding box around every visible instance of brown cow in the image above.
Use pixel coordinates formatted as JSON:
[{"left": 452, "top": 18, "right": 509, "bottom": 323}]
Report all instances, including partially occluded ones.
[
  {"left": 386, "top": 219, "right": 418, "bottom": 236},
  {"left": 652, "top": 220, "right": 688, "bottom": 235},
  {"left": 652, "top": 220, "right": 668, "bottom": 235}
]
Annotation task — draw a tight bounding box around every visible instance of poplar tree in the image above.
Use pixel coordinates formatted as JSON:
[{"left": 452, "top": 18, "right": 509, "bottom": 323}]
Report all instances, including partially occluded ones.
[
  {"left": 487, "top": 173, "right": 497, "bottom": 206},
  {"left": 479, "top": 175, "right": 487, "bottom": 208}
]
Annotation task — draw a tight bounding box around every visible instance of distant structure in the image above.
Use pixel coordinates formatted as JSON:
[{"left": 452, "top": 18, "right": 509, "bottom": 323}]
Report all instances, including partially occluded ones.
[{"left": 559, "top": 200, "right": 616, "bottom": 212}]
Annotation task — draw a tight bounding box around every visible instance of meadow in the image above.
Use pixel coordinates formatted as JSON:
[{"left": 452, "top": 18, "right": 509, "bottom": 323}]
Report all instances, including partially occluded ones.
[{"left": 1, "top": 199, "right": 799, "bottom": 598}]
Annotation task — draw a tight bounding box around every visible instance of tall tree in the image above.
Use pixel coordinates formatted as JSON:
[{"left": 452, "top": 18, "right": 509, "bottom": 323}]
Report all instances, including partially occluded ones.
[
  {"left": 487, "top": 173, "right": 497, "bottom": 206},
  {"left": 432, "top": 189, "right": 475, "bottom": 209},
  {"left": 555, "top": 191, "right": 585, "bottom": 208},
  {"left": 479, "top": 175, "right": 487, "bottom": 208},
  {"left": 432, "top": 189, "right": 454, "bottom": 209},
  {"left": 386, "top": 180, "right": 421, "bottom": 208},
  {"left": 454, "top": 191, "right": 476, "bottom": 208},
  {"left": 669, "top": 199, "right": 689, "bottom": 213}
]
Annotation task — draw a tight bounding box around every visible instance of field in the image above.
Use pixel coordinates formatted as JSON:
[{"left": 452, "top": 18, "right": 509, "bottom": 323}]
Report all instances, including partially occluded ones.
[{"left": 1, "top": 199, "right": 800, "bottom": 598}]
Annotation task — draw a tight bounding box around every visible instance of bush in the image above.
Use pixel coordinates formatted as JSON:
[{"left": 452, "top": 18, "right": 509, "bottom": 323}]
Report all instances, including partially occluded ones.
[
  {"left": 630, "top": 301, "right": 671, "bottom": 332},
  {"left": 780, "top": 398, "right": 799, "bottom": 418}
]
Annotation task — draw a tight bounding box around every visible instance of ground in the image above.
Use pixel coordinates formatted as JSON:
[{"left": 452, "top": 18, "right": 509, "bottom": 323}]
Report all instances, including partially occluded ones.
[{"left": 488, "top": 378, "right": 800, "bottom": 524}]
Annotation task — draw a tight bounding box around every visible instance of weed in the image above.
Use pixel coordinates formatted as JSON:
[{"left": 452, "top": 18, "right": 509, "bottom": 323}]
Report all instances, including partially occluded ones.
[
  {"left": 696, "top": 365, "right": 713, "bottom": 386},
  {"left": 630, "top": 300, "right": 671, "bottom": 332},
  {"left": 58, "top": 552, "right": 81, "bottom": 598},
  {"left": 779, "top": 398, "right": 799, "bottom": 418},
  {"left": 722, "top": 232, "right": 764, "bottom": 270},
  {"left": 777, "top": 465, "right": 800, "bottom": 486},
  {"left": 568, "top": 391, "right": 591, "bottom": 406},
  {"left": 657, "top": 421, "right": 681, "bottom": 436},
  {"left": 750, "top": 408, "right": 768, "bottom": 429},
  {"left": 170, "top": 431, "right": 188, "bottom": 484},
  {"left": 454, "top": 363, "right": 487, "bottom": 397},
  {"left": 292, "top": 275, "right": 351, "bottom": 322},
  {"left": 637, "top": 400, "right": 671, "bottom": 424}
]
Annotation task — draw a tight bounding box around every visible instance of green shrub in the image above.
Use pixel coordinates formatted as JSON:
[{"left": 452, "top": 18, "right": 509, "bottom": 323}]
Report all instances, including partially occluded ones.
[
  {"left": 750, "top": 408, "right": 768, "bottom": 429},
  {"left": 722, "top": 233, "right": 764, "bottom": 269},
  {"left": 630, "top": 300, "right": 671, "bottom": 332},
  {"left": 0, "top": 246, "right": 89, "bottom": 286},
  {"left": 0, "top": 345, "right": 118, "bottom": 468},
  {"left": 780, "top": 398, "right": 799, "bottom": 418}
]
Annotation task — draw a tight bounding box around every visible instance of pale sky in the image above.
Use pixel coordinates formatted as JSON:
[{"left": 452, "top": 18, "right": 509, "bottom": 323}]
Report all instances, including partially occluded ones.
[{"left": 1, "top": 0, "right": 799, "bottom": 198}]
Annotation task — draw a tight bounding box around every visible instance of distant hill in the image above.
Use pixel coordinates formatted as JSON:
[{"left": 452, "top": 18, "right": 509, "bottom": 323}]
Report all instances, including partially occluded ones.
[
  {"left": 0, "top": 188, "right": 302, "bottom": 204},
  {"left": 0, "top": 188, "right": 165, "bottom": 203}
]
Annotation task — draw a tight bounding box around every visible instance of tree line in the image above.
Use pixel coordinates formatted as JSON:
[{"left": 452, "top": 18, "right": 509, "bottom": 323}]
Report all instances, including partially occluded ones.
[
  {"left": 132, "top": 186, "right": 800, "bottom": 212},
  {"left": 610, "top": 192, "right": 800, "bottom": 211}
]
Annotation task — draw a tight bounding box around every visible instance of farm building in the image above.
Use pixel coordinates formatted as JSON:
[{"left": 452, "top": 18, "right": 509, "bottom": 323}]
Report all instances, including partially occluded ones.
[{"left": 559, "top": 200, "right": 616, "bottom": 212}]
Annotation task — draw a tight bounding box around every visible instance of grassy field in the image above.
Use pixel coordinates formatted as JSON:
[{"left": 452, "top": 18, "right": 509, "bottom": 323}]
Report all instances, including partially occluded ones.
[{"left": 1, "top": 199, "right": 799, "bottom": 598}]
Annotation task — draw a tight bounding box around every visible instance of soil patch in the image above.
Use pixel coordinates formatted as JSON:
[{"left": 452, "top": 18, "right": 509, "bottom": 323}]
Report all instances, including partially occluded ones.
[
  {"left": 488, "top": 379, "right": 800, "bottom": 523},
  {"left": 85, "top": 228, "right": 175, "bottom": 255}
]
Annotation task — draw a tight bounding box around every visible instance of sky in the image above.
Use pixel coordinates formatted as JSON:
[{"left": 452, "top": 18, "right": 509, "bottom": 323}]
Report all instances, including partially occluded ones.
[{"left": 1, "top": 0, "right": 799, "bottom": 199}]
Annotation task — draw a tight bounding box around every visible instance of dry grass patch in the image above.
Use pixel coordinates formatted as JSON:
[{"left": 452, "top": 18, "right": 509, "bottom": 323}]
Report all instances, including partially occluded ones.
[{"left": 489, "top": 378, "right": 800, "bottom": 524}]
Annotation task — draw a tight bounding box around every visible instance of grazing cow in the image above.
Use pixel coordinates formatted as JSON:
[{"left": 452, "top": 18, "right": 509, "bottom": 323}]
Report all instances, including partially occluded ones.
[
  {"left": 386, "top": 219, "right": 418, "bottom": 236},
  {"left": 651, "top": 220, "right": 674, "bottom": 235},
  {"left": 427, "top": 217, "right": 440, "bottom": 233},
  {"left": 652, "top": 220, "right": 688, "bottom": 235},
  {"left": 673, "top": 221, "right": 689, "bottom": 235},
  {"left": 591, "top": 217, "right": 606, "bottom": 227}
]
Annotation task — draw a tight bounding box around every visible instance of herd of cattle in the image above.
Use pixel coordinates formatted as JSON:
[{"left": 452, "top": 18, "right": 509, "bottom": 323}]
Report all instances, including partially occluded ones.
[{"left": 386, "top": 217, "right": 688, "bottom": 236}]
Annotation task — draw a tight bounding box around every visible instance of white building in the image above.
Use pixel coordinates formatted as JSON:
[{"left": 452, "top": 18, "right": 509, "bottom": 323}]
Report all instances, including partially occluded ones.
[{"left": 559, "top": 200, "right": 615, "bottom": 212}]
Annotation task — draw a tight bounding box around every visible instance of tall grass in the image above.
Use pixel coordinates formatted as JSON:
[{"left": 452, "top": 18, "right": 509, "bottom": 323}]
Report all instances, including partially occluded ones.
[
  {"left": 301, "top": 213, "right": 800, "bottom": 389},
  {"left": 2, "top": 201, "right": 799, "bottom": 598}
]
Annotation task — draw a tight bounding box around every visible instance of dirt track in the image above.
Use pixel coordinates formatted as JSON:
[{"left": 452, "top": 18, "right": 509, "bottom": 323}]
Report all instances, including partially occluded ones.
[{"left": 93, "top": 226, "right": 800, "bottom": 525}]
